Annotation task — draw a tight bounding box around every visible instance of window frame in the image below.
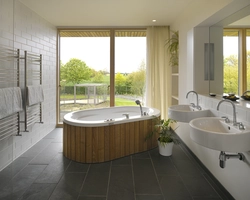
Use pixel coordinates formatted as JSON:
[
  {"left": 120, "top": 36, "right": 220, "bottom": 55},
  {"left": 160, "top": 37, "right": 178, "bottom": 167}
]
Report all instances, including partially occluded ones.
[
  {"left": 56, "top": 28, "right": 147, "bottom": 126},
  {"left": 223, "top": 28, "right": 249, "bottom": 95}
]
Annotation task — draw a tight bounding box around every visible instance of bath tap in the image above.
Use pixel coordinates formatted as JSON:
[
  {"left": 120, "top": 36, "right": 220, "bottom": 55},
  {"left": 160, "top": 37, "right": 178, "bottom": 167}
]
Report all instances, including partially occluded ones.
[
  {"left": 217, "top": 99, "right": 238, "bottom": 126},
  {"left": 186, "top": 91, "right": 201, "bottom": 110},
  {"left": 135, "top": 100, "right": 143, "bottom": 116},
  {"left": 122, "top": 113, "right": 129, "bottom": 119}
]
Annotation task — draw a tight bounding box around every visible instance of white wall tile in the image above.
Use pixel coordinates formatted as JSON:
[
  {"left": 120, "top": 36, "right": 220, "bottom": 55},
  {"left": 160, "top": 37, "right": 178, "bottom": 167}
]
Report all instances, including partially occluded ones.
[{"left": 0, "top": 0, "right": 57, "bottom": 171}]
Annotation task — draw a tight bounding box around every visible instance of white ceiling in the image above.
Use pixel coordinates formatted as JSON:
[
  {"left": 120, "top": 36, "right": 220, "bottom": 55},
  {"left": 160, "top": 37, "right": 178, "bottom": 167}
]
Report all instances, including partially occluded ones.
[{"left": 18, "top": 0, "right": 195, "bottom": 27}]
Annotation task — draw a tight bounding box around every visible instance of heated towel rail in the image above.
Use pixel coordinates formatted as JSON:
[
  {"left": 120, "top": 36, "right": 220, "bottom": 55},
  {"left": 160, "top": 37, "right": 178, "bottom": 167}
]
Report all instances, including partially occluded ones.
[
  {"left": 23, "top": 51, "right": 43, "bottom": 132},
  {"left": 0, "top": 47, "right": 22, "bottom": 140}
]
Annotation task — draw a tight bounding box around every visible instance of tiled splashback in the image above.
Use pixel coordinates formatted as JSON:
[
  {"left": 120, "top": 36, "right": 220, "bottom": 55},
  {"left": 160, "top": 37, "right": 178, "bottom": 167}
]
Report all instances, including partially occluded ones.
[{"left": 193, "top": 94, "right": 250, "bottom": 126}]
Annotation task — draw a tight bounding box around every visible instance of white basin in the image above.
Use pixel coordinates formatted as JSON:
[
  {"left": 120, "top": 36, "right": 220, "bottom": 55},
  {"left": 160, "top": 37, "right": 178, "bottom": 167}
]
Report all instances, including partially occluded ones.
[
  {"left": 189, "top": 117, "right": 250, "bottom": 152},
  {"left": 168, "top": 104, "right": 209, "bottom": 123}
]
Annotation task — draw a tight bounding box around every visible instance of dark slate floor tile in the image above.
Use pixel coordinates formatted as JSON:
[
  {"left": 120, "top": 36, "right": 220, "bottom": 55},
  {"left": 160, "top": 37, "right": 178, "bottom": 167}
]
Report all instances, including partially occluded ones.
[
  {"left": 112, "top": 156, "right": 131, "bottom": 166},
  {"left": 0, "top": 165, "right": 46, "bottom": 200},
  {"left": 136, "top": 194, "right": 164, "bottom": 200},
  {"left": 66, "top": 161, "right": 89, "bottom": 173},
  {"left": 150, "top": 148, "right": 178, "bottom": 176},
  {"left": 132, "top": 151, "right": 150, "bottom": 159},
  {"left": 181, "top": 175, "right": 220, "bottom": 198},
  {"left": 202, "top": 173, "right": 233, "bottom": 200},
  {"left": 133, "top": 159, "right": 161, "bottom": 194},
  {"left": 0, "top": 156, "right": 33, "bottom": 187},
  {"left": 49, "top": 172, "right": 86, "bottom": 200},
  {"left": 193, "top": 197, "right": 222, "bottom": 200},
  {"left": 43, "top": 128, "right": 63, "bottom": 143},
  {"left": 20, "top": 138, "right": 53, "bottom": 158},
  {"left": 158, "top": 175, "right": 191, "bottom": 199},
  {"left": 107, "top": 165, "right": 134, "bottom": 200},
  {"left": 19, "top": 183, "right": 56, "bottom": 200},
  {"left": 170, "top": 145, "right": 192, "bottom": 161},
  {"left": 172, "top": 159, "right": 203, "bottom": 177},
  {"left": 80, "top": 163, "right": 110, "bottom": 196},
  {"left": 35, "top": 153, "right": 71, "bottom": 183},
  {"left": 29, "top": 142, "right": 62, "bottom": 165},
  {"left": 78, "top": 196, "right": 106, "bottom": 200}
]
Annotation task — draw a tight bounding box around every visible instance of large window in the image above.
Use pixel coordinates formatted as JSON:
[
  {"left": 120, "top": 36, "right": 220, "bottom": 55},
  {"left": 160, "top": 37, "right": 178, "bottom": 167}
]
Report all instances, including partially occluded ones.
[
  {"left": 58, "top": 29, "right": 146, "bottom": 123},
  {"left": 223, "top": 29, "right": 250, "bottom": 94}
]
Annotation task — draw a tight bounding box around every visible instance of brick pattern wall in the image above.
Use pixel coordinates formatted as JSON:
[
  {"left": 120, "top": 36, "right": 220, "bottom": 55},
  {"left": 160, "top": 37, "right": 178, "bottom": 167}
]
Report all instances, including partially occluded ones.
[{"left": 0, "top": 0, "right": 57, "bottom": 170}]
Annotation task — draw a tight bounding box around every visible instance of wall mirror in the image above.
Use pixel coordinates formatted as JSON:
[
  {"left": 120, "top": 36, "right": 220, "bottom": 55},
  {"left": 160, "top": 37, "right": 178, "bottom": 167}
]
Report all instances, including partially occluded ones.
[{"left": 209, "top": 4, "right": 250, "bottom": 95}]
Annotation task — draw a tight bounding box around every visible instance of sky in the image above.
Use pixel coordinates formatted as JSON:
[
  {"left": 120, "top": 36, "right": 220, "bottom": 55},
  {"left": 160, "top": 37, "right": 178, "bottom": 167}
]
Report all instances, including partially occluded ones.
[
  {"left": 60, "top": 37, "right": 146, "bottom": 73},
  {"left": 223, "top": 36, "right": 250, "bottom": 57}
]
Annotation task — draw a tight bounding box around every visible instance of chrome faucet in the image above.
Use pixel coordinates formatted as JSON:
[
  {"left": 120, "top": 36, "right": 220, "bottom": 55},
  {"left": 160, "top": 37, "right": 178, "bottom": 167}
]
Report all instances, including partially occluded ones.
[
  {"left": 217, "top": 99, "right": 237, "bottom": 126},
  {"left": 122, "top": 113, "right": 129, "bottom": 119},
  {"left": 186, "top": 91, "right": 201, "bottom": 110},
  {"left": 135, "top": 100, "right": 143, "bottom": 116}
]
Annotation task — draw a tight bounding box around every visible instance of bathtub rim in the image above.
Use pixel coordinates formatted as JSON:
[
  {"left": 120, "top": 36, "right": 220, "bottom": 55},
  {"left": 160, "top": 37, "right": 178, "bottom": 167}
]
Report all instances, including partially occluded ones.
[{"left": 63, "top": 106, "right": 160, "bottom": 127}]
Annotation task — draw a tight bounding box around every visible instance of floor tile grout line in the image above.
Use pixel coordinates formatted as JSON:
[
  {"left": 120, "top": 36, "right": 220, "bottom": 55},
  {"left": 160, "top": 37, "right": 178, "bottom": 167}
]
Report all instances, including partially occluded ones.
[
  {"left": 105, "top": 160, "right": 112, "bottom": 200},
  {"left": 76, "top": 163, "right": 91, "bottom": 200},
  {"left": 47, "top": 160, "right": 72, "bottom": 200},
  {"left": 131, "top": 155, "right": 137, "bottom": 200},
  {"left": 148, "top": 150, "right": 166, "bottom": 200}
]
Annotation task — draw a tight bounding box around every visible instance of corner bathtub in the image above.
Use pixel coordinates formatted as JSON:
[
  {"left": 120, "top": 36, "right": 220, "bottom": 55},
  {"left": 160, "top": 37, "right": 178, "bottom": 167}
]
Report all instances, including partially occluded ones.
[{"left": 63, "top": 106, "right": 160, "bottom": 163}]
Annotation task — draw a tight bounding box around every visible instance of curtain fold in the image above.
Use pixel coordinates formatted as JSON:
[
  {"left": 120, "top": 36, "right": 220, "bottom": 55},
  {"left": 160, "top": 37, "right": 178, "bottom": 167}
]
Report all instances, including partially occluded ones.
[{"left": 146, "top": 26, "right": 171, "bottom": 119}]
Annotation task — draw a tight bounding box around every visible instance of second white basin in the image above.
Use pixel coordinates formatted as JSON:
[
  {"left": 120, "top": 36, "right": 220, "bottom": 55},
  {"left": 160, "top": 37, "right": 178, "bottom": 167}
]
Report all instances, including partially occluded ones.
[
  {"left": 189, "top": 117, "right": 250, "bottom": 152},
  {"left": 168, "top": 104, "right": 209, "bottom": 123}
]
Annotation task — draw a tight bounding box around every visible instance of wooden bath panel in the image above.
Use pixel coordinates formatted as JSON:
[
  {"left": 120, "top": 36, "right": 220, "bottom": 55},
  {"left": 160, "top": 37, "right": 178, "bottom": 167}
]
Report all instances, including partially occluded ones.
[{"left": 63, "top": 119, "right": 159, "bottom": 163}]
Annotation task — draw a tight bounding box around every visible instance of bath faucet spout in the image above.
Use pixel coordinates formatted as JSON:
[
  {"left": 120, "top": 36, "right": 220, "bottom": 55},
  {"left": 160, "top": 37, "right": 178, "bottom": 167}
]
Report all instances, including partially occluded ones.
[
  {"left": 135, "top": 100, "right": 143, "bottom": 116},
  {"left": 186, "top": 91, "right": 201, "bottom": 110},
  {"left": 217, "top": 99, "right": 237, "bottom": 126}
]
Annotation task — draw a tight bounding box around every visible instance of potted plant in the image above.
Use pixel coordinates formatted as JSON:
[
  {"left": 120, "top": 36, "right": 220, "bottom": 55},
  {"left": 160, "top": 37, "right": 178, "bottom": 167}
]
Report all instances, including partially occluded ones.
[
  {"left": 146, "top": 117, "right": 179, "bottom": 156},
  {"left": 165, "top": 31, "right": 179, "bottom": 66}
]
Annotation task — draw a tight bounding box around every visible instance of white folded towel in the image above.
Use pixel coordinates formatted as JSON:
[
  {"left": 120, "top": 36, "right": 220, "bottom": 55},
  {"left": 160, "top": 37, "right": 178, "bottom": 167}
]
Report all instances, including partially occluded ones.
[
  {"left": 0, "top": 87, "right": 23, "bottom": 120},
  {"left": 27, "top": 85, "right": 44, "bottom": 106}
]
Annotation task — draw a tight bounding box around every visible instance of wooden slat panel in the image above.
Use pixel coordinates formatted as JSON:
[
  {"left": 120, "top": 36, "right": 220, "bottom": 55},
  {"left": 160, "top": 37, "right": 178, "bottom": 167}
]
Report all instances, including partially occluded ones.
[
  {"left": 129, "top": 122, "right": 135, "bottom": 154},
  {"left": 63, "top": 116, "right": 158, "bottom": 163},
  {"left": 67, "top": 124, "right": 72, "bottom": 158},
  {"left": 75, "top": 126, "right": 81, "bottom": 162},
  {"left": 134, "top": 121, "right": 140, "bottom": 153},
  {"left": 63, "top": 123, "right": 67, "bottom": 157},
  {"left": 115, "top": 124, "right": 121, "bottom": 159},
  {"left": 85, "top": 127, "right": 93, "bottom": 163},
  {"left": 98, "top": 127, "right": 105, "bottom": 162},
  {"left": 120, "top": 123, "right": 125, "bottom": 157},
  {"left": 104, "top": 126, "right": 110, "bottom": 162},
  {"left": 125, "top": 122, "right": 130, "bottom": 156},
  {"left": 80, "top": 127, "right": 86, "bottom": 162},
  {"left": 70, "top": 126, "right": 76, "bottom": 160},
  {"left": 109, "top": 125, "right": 115, "bottom": 160},
  {"left": 92, "top": 127, "right": 99, "bottom": 162},
  {"left": 60, "top": 30, "right": 146, "bottom": 37}
]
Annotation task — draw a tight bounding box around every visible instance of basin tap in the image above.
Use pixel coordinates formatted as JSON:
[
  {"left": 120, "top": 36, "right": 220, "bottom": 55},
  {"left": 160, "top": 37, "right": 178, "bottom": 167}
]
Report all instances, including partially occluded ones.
[
  {"left": 217, "top": 99, "right": 237, "bottom": 126},
  {"left": 135, "top": 100, "right": 143, "bottom": 116},
  {"left": 186, "top": 91, "right": 201, "bottom": 110}
]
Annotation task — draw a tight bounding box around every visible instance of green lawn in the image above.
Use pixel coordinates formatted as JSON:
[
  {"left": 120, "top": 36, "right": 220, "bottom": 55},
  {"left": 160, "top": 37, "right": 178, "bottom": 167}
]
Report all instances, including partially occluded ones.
[{"left": 60, "top": 94, "right": 135, "bottom": 106}]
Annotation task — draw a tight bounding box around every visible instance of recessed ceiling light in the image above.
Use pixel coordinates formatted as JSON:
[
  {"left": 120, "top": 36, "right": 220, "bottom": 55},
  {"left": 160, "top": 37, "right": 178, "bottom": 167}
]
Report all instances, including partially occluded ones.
[{"left": 152, "top": 20, "right": 156, "bottom": 22}]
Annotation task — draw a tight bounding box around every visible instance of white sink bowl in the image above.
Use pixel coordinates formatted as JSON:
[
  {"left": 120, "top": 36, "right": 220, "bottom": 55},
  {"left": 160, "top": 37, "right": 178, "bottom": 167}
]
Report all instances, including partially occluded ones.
[
  {"left": 189, "top": 117, "right": 250, "bottom": 152},
  {"left": 168, "top": 104, "right": 209, "bottom": 123}
]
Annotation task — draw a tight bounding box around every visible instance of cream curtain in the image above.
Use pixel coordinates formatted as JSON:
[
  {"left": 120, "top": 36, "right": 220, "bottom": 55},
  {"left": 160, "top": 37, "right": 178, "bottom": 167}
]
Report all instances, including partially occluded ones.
[{"left": 146, "top": 26, "right": 171, "bottom": 119}]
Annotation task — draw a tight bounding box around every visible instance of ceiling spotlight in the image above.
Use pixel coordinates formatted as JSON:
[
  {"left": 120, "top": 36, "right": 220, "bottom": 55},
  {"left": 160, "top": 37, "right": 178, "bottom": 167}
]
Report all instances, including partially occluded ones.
[{"left": 152, "top": 20, "right": 156, "bottom": 22}]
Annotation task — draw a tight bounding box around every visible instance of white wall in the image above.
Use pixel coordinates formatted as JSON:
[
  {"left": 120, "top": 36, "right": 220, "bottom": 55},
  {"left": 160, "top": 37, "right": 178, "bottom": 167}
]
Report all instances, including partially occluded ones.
[
  {"left": 176, "top": 95, "right": 250, "bottom": 200},
  {"left": 0, "top": 0, "right": 57, "bottom": 170},
  {"left": 171, "top": 0, "right": 250, "bottom": 199}
]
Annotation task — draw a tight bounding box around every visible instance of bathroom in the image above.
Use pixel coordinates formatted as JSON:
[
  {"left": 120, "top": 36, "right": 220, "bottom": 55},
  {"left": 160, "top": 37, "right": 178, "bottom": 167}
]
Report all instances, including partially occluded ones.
[{"left": 1, "top": 0, "right": 250, "bottom": 199}]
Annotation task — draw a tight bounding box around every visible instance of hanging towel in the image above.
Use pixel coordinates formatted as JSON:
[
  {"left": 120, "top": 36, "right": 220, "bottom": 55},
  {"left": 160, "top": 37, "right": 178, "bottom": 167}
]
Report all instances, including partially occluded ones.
[
  {"left": 0, "top": 87, "right": 23, "bottom": 120},
  {"left": 27, "top": 85, "right": 44, "bottom": 106}
]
